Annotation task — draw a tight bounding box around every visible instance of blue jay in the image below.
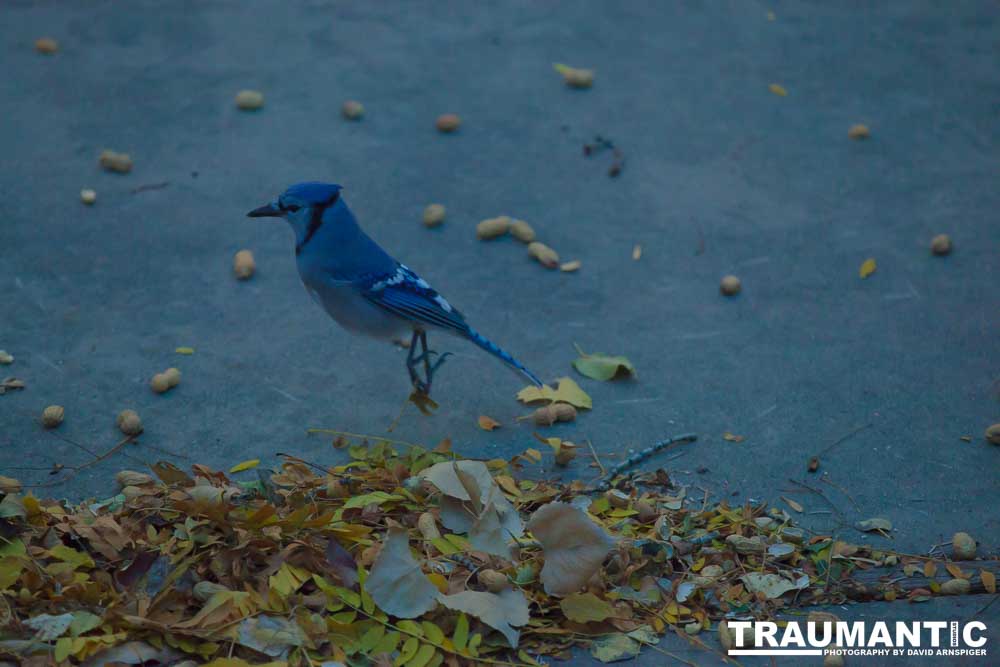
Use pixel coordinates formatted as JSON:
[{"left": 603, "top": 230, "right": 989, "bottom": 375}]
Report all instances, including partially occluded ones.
[{"left": 248, "top": 182, "right": 543, "bottom": 396}]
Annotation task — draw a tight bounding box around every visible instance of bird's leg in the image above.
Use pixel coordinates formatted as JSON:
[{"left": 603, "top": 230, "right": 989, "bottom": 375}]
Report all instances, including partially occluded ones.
[
  {"left": 405, "top": 330, "right": 427, "bottom": 393},
  {"left": 416, "top": 332, "right": 453, "bottom": 395}
]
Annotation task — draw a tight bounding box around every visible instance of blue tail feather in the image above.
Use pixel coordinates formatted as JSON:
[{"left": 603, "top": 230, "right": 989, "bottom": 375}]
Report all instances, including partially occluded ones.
[{"left": 466, "top": 328, "right": 543, "bottom": 387}]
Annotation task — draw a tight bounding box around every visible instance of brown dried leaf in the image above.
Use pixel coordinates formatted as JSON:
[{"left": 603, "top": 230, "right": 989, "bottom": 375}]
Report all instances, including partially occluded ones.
[{"left": 526, "top": 502, "right": 615, "bottom": 596}]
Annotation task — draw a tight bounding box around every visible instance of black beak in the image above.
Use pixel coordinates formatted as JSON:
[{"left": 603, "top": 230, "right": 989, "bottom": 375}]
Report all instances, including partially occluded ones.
[{"left": 247, "top": 202, "right": 282, "bottom": 218}]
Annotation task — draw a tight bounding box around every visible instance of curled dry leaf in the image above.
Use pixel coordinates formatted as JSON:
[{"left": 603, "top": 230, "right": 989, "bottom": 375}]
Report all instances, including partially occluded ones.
[
  {"left": 526, "top": 501, "right": 615, "bottom": 596},
  {"left": 365, "top": 525, "right": 438, "bottom": 619},
  {"left": 856, "top": 517, "right": 892, "bottom": 533},
  {"left": 478, "top": 415, "right": 501, "bottom": 431},
  {"left": 741, "top": 572, "right": 809, "bottom": 599},
  {"left": 572, "top": 346, "right": 635, "bottom": 381}
]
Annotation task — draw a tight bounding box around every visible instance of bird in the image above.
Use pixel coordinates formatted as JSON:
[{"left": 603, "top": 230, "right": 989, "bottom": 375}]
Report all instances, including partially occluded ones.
[{"left": 247, "top": 182, "right": 543, "bottom": 396}]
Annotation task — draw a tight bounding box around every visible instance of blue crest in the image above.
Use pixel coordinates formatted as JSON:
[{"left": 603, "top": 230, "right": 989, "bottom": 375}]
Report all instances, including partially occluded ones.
[{"left": 281, "top": 182, "right": 343, "bottom": 206}]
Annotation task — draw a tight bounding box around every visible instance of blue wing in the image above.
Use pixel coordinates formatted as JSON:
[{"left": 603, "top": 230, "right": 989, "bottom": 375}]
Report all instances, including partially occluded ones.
[
  {"left": 358, "top": 264, "right": 544, "bottom": 386},
  {"left": 358, "top": 265, "right": 469, "bottom": 335}
]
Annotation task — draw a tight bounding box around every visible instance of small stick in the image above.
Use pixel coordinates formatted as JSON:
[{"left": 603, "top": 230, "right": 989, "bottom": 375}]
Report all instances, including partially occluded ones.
[
  {"left": 131, "top": 181, "right": 170, "bottom": 194},
  {"left": 595, "top": 432, "right": 698, "bottom": 491},
  {"left": 585, "top": 439, "right": 606, "bottom": 476}
]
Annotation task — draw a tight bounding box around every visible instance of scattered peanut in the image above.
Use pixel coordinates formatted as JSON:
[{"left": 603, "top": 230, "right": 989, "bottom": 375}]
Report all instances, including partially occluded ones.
[
  {"left": 718, "top": 620, "right": 754, "bottom": 651},
  {"left": 417, "top": 512, "right": 441, "bottom": 541},
  {"left": 930, "top": 234, "right": 952, "bottom": 256},
  {"left": 555, "top": 64, "right": 594, "bottom": 89},
  {"left": 554, "top": 441, "right": 578, "bottom": 466},
  {"left": 150, "top": 373, "right": 171, "bottom": 394},
  {"left": 940, "top": 578, "right": 971, "bottom": 596},
  {"left": 952, "top": 532, "right": 977, "bottom": 560},
  {"left": 528, "top": 241, "right": 559, "bottom": 269},
  {"left": 117, "top": 409, "right": 143, "bottom": 436},
  {"left": 116, "top": 470, "right": 154, "bottom": 488},
  {"left": 476, "top": 216, "right": 510, "bottom": 240},
  {"left": 99, "top": 150, "right": 132, "bottom": 173},
  {"left": 987, "top": 423, "right": 1000, "bottom": 445},
  {"left": 808, "top": 611, "right": 840, "bottom": 641},
  {"left": 164, "top": 367, "right": 182, "bottom": 388},
  {"left": 634, "top": 500, "right": 657, "bottom": 523},
  {"left": 233, "top": 249, "right": 255, "bottom": 280},
  {"left": 824, "top": 650, "right": 845, "bottom": 667},
  {"left": 35, "top": 37, "right": 58, "bottom": 54},
  {"left": 435, "top": 113, "right": 461, "bottom": 133},
  {"left": 41, "top": 405, "right": 64, "bottom": 429},
  {"left": 720, "top": 274, "right": 742, "bottom": 296},
  {"left": 847, "top": 124, "right": 870, "bottom": 140},
  {"left": 606, "top": 489, "right": 630, "bottom": 509},
  {"left": 80, "top": 189, "right": 97, "bottom": 205},
  {"left": 235, "top": 89, "right": 264, "bottom": 110},
  {"left": 341, "top": 100, "right": 364, "bottom": 120},
  {"left": 531, "top": 403, "right": 576, "bottom": 426},
  {"left": 0, "top": 475, "right": 22, "bottom": 494},
  {"left": 422, "top": 204, "right": 446, "bottom": 228},
  {"left": 509, "top": 219, "right": 536, "bottom": 243},
  {"left": 559, "top": 260, "right": 581, "bottom": 272},
  {"left": 478, "top": 569, "right": 510, "bottom": 593}
]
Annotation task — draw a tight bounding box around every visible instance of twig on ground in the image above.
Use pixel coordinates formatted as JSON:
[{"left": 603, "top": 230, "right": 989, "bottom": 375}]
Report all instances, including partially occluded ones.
[
  {"left": 131, "top": 181, "right": 170, "bottom": 194},
  {"left": 786, "top": 478, "right": 844, "bottom": 519},
  {"left": 594, "top": 433, "right": 698, "bottom": 491},
  {"left": 585, "top": 439, "right": 606, "bottom": 476}
]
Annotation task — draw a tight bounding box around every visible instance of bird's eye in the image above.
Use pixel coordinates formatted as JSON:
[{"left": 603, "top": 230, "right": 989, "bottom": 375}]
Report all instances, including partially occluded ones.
[{"left": 285, "top": 204, "right": 301, "bottom": 213}]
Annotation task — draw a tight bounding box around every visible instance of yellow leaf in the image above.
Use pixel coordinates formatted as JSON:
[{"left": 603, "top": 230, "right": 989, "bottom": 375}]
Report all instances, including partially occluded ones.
[
  {"left": 427, "top": 572, "right": 449, "bottom": 593},
  {"left": 524, "top": 448, "right": 543, "bottom": 463},
  {"left": 859, "top": 258, "right": 877, "bottom": 279},
  {"left": 945, "top": 563, "right": 967, "bottom": 580},
  {"left": 478, "top": 415, "right": 501, "bottom": 431},
  {"left": 495, "top": 475, "right": 521, "bottom": 497},
  {"left": 516, "top": 377, "right": 592, "bottom": 409},
  {"left": 229, "top": 459, "right": 260, "bottom": 473},
  {"left": 923, "top": 561, "right": 937, "bottom": 578},
  {"left": 981, "top": 569, "right": 996, "bottom": 594},
  {"left": 769, "top": 83, "right": 787, "bottom": 96},
  {"left": 175, "top": 346, "right": 195, "bottom": 355}
]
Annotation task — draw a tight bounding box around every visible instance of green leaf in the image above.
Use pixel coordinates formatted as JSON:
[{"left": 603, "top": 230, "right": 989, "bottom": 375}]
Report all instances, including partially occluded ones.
[
  {"left": 452, "top": 613, "right": 469, "bottom": 651},
  {"left": 572, "top": 346, "right": 635, "bottom": 381},
  {"left": 343, "top": 491, "right": 405, "bottom": 509},
  {"left": 406, "top": 643, "right": 436, "bottom": 667}
]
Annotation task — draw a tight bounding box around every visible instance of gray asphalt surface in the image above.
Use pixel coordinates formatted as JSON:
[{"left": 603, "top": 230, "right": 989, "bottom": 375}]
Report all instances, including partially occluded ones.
[{"left": 2, "top": 2, "right": 998, "bottom": 664}]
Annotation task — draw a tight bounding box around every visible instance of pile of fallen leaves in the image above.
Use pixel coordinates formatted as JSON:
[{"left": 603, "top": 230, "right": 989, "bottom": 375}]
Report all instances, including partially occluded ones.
[{"left": 0, "top": 436, "right": 992, "bottom": 666}]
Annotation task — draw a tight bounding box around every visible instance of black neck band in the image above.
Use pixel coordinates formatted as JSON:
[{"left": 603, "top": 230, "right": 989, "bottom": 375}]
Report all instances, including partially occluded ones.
[{"left": 295, "top": 194, "right": 339, "bottom": 255}]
